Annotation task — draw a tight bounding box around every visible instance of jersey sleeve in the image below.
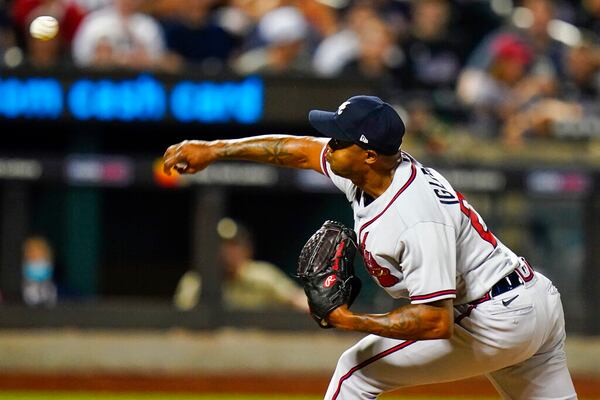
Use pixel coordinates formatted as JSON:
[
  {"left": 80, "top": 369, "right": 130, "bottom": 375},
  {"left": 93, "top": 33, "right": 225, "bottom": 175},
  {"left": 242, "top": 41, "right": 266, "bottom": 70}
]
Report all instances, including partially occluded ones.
[
  {"left": 319, "top": 146, "right": 356, "bottom": 202},
  {"left": 397, "top": 222, "right": 457, "bottom": 304}
]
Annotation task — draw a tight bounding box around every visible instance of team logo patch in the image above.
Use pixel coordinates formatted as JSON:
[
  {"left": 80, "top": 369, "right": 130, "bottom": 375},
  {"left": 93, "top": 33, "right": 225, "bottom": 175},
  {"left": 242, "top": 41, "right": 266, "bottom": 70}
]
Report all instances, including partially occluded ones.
[
  {"left": 324, "top": 274, "right": 337, "bottom": 288},
  {"left": 361, "top": 232, "right": 400, "bottom": 287},
  {"left": 359, "top": 134, "right": 369, "bottom": 143}
]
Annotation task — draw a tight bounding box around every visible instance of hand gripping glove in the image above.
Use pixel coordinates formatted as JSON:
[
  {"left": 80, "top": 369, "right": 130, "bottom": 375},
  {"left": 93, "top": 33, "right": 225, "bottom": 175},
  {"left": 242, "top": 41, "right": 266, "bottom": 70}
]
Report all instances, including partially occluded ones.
[{"left": 297, "top": 220, "right": 362, "bottom": 328}]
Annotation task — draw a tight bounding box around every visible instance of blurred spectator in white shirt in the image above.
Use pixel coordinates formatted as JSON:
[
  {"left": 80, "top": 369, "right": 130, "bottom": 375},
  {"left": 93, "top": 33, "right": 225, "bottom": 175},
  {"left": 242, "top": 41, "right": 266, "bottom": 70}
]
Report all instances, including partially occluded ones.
[
  {"left": 217, "top": 0, "right": 284, "bottom": 52},
  {"left": 233, "top": 6, "right": 311, "bottom": 75},
  {"left": 311, "top": 2, "right": 367, "bottom": 77},
  {"left": 72, "top": 0, "right": 181, "bottom": 71},
  {"left": 73, "top": 0, "right": 112, "bottom": 12}
]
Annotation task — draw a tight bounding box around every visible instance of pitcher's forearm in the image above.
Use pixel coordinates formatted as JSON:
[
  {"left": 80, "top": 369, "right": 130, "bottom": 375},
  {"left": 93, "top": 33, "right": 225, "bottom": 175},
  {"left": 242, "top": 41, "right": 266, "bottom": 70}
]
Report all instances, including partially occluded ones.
[
  {"left": 212, "top": 135, "right": 326, "bottom": 170},
  {"left": 341, "top": 307, "right": 451, "bottom": 340},
  {"left": 163, "top": 135, "right": 327, "bottom": 175},
  {"left": 328, "top": 300, "right": 454, "bottom": 340}
]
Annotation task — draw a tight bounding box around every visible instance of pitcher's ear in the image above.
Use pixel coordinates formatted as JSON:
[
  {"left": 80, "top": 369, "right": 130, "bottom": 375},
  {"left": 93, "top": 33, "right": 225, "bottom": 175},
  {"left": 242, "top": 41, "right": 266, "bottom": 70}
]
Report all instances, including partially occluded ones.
[{"left": 365, "top": 149, "right": 378, "bottom": 165}]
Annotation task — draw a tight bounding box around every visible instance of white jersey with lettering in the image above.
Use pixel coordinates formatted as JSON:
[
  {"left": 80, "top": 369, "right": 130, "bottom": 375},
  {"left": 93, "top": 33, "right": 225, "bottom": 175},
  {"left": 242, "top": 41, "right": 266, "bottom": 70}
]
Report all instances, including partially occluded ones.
[
  {"left": 320, "top": 149, "right": 519, "bottom": 305},
  {"left": 318, "top": 148, "right": 577, "bottom": 400}
]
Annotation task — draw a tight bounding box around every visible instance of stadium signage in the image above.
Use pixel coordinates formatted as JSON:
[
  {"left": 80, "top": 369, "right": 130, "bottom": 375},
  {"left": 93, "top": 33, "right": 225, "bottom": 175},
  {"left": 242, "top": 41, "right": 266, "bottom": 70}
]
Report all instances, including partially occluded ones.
[
  {"left": 0, "top": 74, "right": 264, "bottom": 124},
  {"left": 0, "top": 158, "right": 43, "bottom": 180}
]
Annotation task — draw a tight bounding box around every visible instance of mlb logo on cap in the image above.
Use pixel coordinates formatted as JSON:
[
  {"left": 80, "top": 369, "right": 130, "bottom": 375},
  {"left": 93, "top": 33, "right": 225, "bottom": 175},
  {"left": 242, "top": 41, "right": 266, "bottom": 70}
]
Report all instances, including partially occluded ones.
[{"left": 308, "top": 96, "right": 405, "bottom": 155}]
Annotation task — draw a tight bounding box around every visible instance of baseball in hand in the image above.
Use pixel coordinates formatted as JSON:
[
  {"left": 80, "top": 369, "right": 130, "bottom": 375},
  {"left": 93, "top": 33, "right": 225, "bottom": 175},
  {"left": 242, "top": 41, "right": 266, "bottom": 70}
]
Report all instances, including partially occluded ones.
[{"left": 29, "top": 16, "right": 59, "bottom": 41}]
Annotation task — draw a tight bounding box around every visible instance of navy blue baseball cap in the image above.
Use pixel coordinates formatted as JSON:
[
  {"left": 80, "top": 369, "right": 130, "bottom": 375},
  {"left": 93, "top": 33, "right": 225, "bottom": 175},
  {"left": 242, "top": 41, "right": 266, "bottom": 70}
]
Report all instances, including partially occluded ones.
[{"left": 308, "top": 95, "right": 405, "bottom": 155}]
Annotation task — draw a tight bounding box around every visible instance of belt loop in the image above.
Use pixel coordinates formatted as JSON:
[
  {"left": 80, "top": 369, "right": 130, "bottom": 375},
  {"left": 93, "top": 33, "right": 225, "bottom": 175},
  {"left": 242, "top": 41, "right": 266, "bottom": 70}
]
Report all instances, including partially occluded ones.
[{"left": 516, "top": 257, "right": 535, "bottom": 283}]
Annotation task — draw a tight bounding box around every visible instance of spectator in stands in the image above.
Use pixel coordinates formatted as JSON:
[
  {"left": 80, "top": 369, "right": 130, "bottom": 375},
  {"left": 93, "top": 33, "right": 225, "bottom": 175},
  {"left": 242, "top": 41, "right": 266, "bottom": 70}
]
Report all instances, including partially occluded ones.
[
  {"left": 173, "top": 218, "right": 308, "bottom": 312},
  {"left": 156, "top": 0, "right": 237, "bottom": 73},
  {"left": 457, "top": 32, "right": 556, "bottom": 138},
  {"left": 219, "top": 0, "right": 285, "bottom": 53},
  {"left": 22, "top": 236, "right": 57, "bottom": 307},
  {"left": 295, "top": 0, "right": 342, "bottom": 57},
  {"left": 575, "top": 0, "right": 600, "bottom": 37},
  {"left": 0, "top": 0, "right": 20, "bottom": 68},
  {"left": 339, "top": 11, "right": 403, "bottom": 81},
  {"left": 232, "top": 5, "right": 312, "bottom": 76},
  {"left": 312, "top": 2, "right": 374, "bottom": 77},
  {"left": 11, "top": 0, "right": 86, "bottom": 67},
  {"left": 561, "top": 35, "right": 600, "bottom": 105},
  {"left": 403, "top": 97, "right": 452, "bottom": 155},
  {"left": 466, "top": 0, "right": 566, "bottom": 79},
  {"left": 501, "top": 37, "right": 600, "bottom": 146},
  {"left": 71, "top": 0, "right": 181, "bottom": 71},
  {"left": 72, "top": 0, "right": 111, "bottom": 13},
  {"left": 500, "top": 94, "right": 582, "bottom": 146},
  {"left": 395, "top": 0, "right": 465, "bottom": 91}
]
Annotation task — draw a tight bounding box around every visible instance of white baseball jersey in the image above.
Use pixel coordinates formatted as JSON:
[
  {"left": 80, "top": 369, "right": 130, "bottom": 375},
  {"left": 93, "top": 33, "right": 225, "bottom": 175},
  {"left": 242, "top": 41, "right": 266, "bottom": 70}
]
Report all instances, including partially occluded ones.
[
  {"left": 320, "top": 149, "right": 519, "bottom": 305},
  {"left": 319, "top": 148, "right": 576, "bottom": 399}
]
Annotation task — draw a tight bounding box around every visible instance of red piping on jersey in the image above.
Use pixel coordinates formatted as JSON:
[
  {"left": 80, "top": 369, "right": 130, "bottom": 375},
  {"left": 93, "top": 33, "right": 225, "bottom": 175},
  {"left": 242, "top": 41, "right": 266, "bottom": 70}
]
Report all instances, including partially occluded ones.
[
  {"left": 321, "top": 147, "right": 330, "bottom": 178},
  {"left": 330, "top": 340, "right": 417, "bottom": 400},
  {"left": 358, "top": 156, "right": 417, "bottom": 242},
  {"left": 410, "top": 289, "right": 457, "bottom": 302}
]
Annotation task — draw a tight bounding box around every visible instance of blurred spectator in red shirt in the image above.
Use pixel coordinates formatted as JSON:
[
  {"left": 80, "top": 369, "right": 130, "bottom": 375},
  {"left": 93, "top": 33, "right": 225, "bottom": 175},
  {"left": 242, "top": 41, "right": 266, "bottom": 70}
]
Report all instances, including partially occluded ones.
[
  {"left": 11, "top": 0, "right": 85, "bottom": 67},
  {"left": 467, "top": 0, "right": 567, "bottom": 80},
  {"left": 457, "top": 33, "right": 556, "bottom": 138},
  {"left": 502, "top": 36, "right": 600, "bottom": 146},
  {"left": 12, "top": 0, "right": 85, "bottom": 42}
]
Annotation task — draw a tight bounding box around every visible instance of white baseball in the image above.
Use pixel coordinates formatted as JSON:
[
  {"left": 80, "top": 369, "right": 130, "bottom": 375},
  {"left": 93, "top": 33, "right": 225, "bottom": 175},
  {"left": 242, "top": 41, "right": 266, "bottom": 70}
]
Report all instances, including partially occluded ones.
[{"left": 29, "top": 16, "right": 59, "bottom": 41}]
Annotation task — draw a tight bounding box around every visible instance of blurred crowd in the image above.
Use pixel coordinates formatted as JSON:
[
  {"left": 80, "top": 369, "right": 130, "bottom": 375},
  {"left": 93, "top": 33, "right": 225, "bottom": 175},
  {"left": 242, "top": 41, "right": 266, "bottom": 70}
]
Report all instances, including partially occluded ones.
[{"left": 1, "top": 0, "right": 600, "bottom": 149}]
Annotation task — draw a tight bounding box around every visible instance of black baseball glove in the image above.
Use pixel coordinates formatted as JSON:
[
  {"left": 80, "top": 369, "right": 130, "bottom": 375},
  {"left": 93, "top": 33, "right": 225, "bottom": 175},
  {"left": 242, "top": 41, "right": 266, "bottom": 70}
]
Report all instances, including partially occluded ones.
[{"left": 297, "top": 220, "right": 362, "bottom": 328}]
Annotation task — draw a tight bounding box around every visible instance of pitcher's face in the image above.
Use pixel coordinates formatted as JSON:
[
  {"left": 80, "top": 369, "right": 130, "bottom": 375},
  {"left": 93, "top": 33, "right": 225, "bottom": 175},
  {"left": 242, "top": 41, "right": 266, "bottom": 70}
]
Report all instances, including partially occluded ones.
[{"left": 326, "top": 139, "right": 369, "bottom": 179}]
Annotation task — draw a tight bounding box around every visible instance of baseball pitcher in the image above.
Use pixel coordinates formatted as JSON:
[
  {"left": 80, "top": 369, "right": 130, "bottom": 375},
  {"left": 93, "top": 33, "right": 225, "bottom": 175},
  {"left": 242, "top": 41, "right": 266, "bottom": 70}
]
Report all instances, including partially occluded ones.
[{"left": 163, "top": 95, "right": 577, "bottom": 399}]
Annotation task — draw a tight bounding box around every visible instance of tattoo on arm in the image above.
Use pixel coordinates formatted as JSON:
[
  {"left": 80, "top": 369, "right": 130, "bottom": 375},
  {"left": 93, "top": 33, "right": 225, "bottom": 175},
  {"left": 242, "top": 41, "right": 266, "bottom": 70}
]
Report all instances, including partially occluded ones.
[
  {"left": 260, "top": 139, "right": 293, "bottom": 165},
  {"left": 337, "top": 300, "right": 452, "bottom": 340},
  {"left": 354, "top": 307, "right": 422, "bottom": 339},
  {"left": 220, "top": 137, "right": 307, "bottom": 168}
]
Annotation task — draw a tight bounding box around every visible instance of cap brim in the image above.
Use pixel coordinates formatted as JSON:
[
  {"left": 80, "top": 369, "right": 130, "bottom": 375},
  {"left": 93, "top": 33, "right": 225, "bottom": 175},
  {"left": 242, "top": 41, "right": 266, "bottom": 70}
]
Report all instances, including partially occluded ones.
[{"left": 308, "top": 110, "right": 353, "bottom": 141}]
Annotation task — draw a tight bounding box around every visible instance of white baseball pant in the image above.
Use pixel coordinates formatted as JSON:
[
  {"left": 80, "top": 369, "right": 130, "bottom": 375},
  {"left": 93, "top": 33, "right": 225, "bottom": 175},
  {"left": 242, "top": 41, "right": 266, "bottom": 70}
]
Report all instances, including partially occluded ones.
[{"left": 324, "top": 272, "right": 577, "bottom": 399}]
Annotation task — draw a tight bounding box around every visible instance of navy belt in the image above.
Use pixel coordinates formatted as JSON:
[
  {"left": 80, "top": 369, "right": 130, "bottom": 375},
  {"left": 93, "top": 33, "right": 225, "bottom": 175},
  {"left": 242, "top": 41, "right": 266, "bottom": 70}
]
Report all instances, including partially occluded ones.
[
  {"left": 469, "top": 270, "right": 524, "bottom": 305},
  {"left": 456, "top": 267, "right": 529, "bottom": 324},
  {"left": 489, "top": 270, "right": 523, "bottom": 298}
]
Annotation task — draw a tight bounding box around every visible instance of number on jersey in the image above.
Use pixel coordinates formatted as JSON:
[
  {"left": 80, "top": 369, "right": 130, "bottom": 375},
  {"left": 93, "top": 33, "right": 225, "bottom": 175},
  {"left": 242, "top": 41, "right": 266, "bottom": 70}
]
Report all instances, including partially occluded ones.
[{"left": 456, "top": 192, "right": 497, "bottom": 248}]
